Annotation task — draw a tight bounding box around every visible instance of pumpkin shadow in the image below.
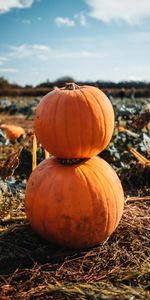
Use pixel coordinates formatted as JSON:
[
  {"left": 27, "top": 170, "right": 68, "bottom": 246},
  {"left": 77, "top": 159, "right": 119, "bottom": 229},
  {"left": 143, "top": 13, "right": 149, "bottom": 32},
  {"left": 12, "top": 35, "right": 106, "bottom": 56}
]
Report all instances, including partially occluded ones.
[{"left": 0, "top": 223, "right": 95, "bottom": 275}]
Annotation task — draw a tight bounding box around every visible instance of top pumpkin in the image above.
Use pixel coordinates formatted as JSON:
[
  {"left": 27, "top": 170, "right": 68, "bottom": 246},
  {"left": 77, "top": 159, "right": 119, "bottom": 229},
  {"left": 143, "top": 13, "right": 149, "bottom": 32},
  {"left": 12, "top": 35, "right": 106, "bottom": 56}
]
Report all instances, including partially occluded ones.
[{"left": 35, "top": 83, "right": 114, "bottom": 158}]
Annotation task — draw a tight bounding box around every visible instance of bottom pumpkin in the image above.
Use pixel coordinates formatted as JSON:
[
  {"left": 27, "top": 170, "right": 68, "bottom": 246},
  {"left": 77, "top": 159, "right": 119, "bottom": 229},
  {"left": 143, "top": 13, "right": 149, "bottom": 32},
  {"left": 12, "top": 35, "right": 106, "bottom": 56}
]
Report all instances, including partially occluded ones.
[{"left": 25, "top": 156, "right": 124, "bottom": 248}]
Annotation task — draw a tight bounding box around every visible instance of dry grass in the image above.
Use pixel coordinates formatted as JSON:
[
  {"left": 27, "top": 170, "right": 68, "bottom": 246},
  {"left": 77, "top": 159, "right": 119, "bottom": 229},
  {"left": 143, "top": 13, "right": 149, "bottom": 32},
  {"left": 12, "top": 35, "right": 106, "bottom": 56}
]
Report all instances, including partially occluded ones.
[{"left": 0, "top": 201, "right": 150, "bottom": 299}]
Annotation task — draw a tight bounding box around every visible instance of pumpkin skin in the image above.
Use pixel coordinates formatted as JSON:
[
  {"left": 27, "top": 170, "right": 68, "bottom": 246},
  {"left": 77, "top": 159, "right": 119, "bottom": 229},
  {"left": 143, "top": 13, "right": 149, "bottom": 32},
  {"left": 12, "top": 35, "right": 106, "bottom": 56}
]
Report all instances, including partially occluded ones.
[
  {"left": 25, "top": 156, "right": 124, "bottom": 249},
  {"left": 35, "top": 85, "right": 114, "bottom": 158},
  {"left": 0, "top": 124, "right": 25, "bottom": 140}
]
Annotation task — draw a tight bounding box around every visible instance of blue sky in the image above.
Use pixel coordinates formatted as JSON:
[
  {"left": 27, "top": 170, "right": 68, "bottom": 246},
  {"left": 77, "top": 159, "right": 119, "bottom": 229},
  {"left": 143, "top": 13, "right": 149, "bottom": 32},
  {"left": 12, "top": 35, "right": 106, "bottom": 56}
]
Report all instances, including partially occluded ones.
[{"left": 0, "top": 0, "right": 150, "bottom": 86}]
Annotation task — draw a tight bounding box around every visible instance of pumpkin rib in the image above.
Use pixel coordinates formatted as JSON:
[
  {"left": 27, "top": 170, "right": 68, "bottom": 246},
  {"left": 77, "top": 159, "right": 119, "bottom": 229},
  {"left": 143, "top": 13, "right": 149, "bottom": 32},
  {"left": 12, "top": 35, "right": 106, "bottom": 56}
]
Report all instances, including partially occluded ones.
[
  {"left": 25, "top": 168, "right": 41, "bottom": 218},
  {"left": 79, "top": 89, "right": 93, "bottom": 156},
  {"left": 91, "top": 159, "right": 123, "bottom": 229},
  {"left": 79, "top": 165, "right": 109, "bottom": 243},
  {"left": 89, "top": 89, "right": 114, "bottom": 149},
  {"left": 32, "top": 174, "right": 50, "bottom": 230},
  {"left": 92, "top": 164, "right": 117, "bottom": 231},
  {"left": 64, "top": 92, "right": 75, "bottom": 157},
  {"left": 87, "top": 90, "right": 106, "bottom": 147},
  {"left": 77, "top": 166, "right": 96, "bottom": 243},
  {"left": 29, "top": 163, "right": 63, "bottom": 235},
  {"left": 60, "top": 167, "right": 87, "bottom": 245},
  {"left": 60, "top": 168, "right": 76, "bottom": 244},
  {"left": 50, "top": 92, "right": 63, "bottom": 154},
  {"left": 58, "top": 90, "right": 82, "bottom": 158},
  {"left": 71, "top": 90, "right": 82, "bottom": 158},
  {"left": 92, "top": 89, "right": 114, "bottom": 144},
  {"left": 42, "top": 167, "right": 64, "bottom": 238},
  {"left": 39, "top": 170, "right": 55, "bottom": 234},
  {"left": 87, "top": 90, "right": 107, "bottom": 153},
  {"left": 90, "top": 87, "right": 114, "bottom": 120},
  {"left": 87, "top": 90, "right": 107, "bottom": 151},
  {"left": 55, "top": 91, "right": 69, "bottom": 157},
  {"left": 78, "top": 89, "right": 95, "bottom": 157},
  {"left": 35, "top": 94, "right": 49, "bottom": 145},
  {"left": 88, "top": 157, "right": 121, "bottom": 228},
  {"left": 26, "top": 172, "right": 44, "bottom": 229},
  {"left": 43, "top": 164, "right": 92, "bottom": 246},
  {"left": 66, "top": 90, "right": 81, "bottom": 156},
  {"left": 26, "top": 159, "right": 57, "bottom": 229},
  {"left": 35, "top": 91, "right": 60, "bottom": 154},
  {"left": 53, "top": 92, "right": 64, "bottom": 156},
  {"left": 85, "top": 163, "right": 110, "bottom": 238},
  {"left": 86, "top": 90, "right": 107, "bottom": 152}
]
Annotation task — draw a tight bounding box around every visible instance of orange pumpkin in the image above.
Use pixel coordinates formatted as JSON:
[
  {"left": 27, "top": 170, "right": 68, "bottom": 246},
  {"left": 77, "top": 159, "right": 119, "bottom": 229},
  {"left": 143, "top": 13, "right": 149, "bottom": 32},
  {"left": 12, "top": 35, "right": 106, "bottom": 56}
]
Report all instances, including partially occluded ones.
[
  {"left": 25, "top": 156, "right": 124, "bottom": 248},
  {"left": 0, "top": 124, "right": 25, "bottom": 140},
  {"left": 35, "top": 83, "right": 114, "bottom": 158}
]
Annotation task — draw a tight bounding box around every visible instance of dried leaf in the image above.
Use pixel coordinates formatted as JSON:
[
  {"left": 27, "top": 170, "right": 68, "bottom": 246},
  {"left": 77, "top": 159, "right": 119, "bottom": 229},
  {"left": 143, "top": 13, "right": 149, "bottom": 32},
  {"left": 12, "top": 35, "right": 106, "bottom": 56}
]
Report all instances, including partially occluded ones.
[
  {"left": 0, "top": 148, "right": 22, "bottom": 180},
  {"left": 132, "top": 111, "right": 150, "bottom": 130}
]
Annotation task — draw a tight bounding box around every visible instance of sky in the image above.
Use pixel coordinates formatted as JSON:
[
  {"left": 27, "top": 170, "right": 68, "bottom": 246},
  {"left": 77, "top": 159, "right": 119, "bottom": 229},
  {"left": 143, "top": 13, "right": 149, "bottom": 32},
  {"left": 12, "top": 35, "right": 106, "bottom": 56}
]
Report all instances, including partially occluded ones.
[{"left": 0, "top": 0, "right": 150, "bottom": 86}]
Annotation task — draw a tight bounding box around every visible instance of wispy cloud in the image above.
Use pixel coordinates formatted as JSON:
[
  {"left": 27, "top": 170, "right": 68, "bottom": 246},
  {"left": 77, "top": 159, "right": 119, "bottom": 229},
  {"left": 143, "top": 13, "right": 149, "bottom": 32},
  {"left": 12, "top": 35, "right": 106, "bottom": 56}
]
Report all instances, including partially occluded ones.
[
  {"left": 0, "top": 56, "right": 8, "bottom": 65},
  {"left": 4, "top": 44, "right": 108, "bottom": 62},
  {"left": 8, "top": 44, "right": 51, "bottom": 59},
  {"left": 0, "top": 0, "right": 34, "bottom": 14},
  {"left": 85, "top": 0, "right": 150, "bottom": 24},
  {"left": 74, "top": 13, "right": 87, "bottom": 27},
  {"left": 0, "top": 68, "right": 18, "bottom": 73},
  {"left": 22, "top": 19, "right": 31, "bottom": 24},
  {"left": 55, "top": 14, "right": 87, "bottom": 28},
  {"left": 53, "top": 51, "right": 106, "bottom": 58},
  {"left": 54, "top": 17, "right": 75, "bottom": 27}
]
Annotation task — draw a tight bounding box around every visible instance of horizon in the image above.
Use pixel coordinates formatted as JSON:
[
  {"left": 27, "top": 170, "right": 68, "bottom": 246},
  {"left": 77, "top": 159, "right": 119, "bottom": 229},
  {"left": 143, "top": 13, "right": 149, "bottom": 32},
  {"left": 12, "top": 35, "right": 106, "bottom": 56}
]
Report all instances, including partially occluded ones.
[
  {"left": 0, "top": 0, "right": 150, "bottom": 85},
  {"left": 1, "top": 76, "right": 150, "bottom": 89}
]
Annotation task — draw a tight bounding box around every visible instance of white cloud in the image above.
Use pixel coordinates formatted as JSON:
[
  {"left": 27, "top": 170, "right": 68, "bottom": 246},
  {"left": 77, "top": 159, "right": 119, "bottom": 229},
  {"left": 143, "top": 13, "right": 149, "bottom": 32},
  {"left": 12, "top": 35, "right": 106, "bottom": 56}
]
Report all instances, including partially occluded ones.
[
  {"left": 74, "top": 13, "right": 87, "bottom": 26},
  {"left": 0, "top": 68, "right": 18, "bottom": 73},
  {"left": 55, "top": 17, "right": 75, "bottom": 27},
  {"left": 0, "top": 0, "right": 34, "bottom": 14},
  {"left": 55, "top": 14, "right": 87, "bottom": 28},
  {"left": 5, "top": 44, "right": 108, "bottom": 62},
  {"left": 85, "top": 0, "right": 150, "bottom": 24},
  {"left": 79, "top": 14, "right": 87, "bottom": 26},
  {"left": 8, "top": 44, "right": 51, "bottom": 59}
]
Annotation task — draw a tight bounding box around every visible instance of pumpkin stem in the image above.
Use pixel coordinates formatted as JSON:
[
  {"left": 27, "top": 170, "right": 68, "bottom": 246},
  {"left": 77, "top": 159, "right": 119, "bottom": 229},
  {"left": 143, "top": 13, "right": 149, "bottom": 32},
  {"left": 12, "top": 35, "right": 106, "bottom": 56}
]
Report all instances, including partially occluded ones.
[
  {"left": 65, "top": 82, "right": 80, "bottom": 90},
  {"left": 60, "top": 158, "right": 87, "bottom": 165}
]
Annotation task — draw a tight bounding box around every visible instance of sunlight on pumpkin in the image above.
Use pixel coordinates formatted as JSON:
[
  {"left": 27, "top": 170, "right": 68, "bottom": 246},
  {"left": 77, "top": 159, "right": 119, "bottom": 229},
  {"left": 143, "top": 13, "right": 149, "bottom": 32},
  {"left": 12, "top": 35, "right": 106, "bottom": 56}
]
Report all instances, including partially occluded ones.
[{"left": 44, "top": 149, "right": 49, "bottom": 159}]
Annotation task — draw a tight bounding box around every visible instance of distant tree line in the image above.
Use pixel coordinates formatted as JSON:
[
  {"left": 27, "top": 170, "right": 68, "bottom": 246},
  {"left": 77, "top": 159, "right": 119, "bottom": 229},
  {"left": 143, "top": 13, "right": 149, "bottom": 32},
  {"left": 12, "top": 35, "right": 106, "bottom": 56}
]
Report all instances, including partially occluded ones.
[{"left": 0, "top": 76, "right": 150, "bottom": 97}]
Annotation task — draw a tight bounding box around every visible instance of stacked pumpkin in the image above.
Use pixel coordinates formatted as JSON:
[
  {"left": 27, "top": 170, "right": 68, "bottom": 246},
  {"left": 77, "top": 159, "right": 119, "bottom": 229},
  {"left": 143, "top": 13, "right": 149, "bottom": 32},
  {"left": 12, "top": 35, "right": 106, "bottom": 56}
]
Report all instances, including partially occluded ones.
[{"left": 25, "top": 83, "right": 124, "bottom": 248}]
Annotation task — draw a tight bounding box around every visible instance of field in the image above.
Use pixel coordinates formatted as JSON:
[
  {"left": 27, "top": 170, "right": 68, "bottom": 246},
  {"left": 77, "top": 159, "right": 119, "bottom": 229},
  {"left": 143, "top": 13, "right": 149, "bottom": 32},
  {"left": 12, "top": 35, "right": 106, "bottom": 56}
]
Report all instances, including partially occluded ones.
[{"left": 0, "top": 94, "right": 150, "bottom": 299}]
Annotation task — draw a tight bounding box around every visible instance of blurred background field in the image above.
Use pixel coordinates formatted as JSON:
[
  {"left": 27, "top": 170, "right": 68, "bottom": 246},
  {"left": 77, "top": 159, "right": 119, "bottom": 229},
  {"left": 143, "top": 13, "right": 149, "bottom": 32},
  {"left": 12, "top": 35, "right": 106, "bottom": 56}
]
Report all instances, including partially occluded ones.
[
  {"left": 0, "top": 0, "right": 150, "bottom": 299},
  {"left": 0, "top": 87, "right": 150, "bottom": 299}
]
